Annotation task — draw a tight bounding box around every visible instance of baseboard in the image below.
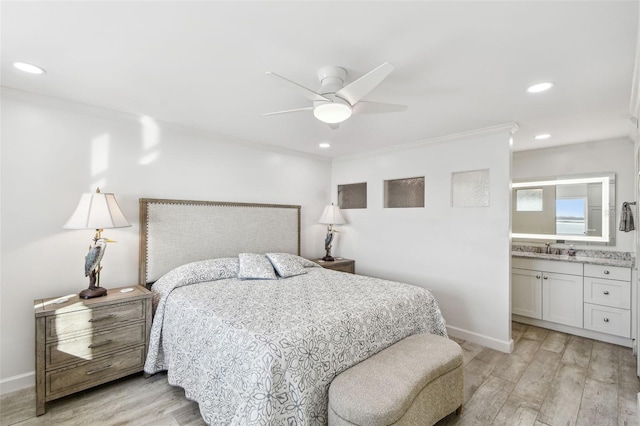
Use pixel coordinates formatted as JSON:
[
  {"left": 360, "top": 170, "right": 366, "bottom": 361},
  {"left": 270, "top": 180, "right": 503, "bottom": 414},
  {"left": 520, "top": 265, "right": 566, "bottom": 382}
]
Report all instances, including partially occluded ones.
[
  {"left": 446, "top": 325, "right": 514, "bottom": 353},
  {"left": 0, "top": 371, "right": 34, "bottom": 395},
  {"left": 512, "top": 315, "right": 633, "bottom": 348}
]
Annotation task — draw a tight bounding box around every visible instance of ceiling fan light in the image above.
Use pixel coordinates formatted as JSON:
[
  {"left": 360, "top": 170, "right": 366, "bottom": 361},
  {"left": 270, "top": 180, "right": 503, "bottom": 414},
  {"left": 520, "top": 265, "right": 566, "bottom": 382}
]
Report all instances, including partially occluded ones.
[{"left": 314, "top": 102, "right": 352, "bottom": 124}]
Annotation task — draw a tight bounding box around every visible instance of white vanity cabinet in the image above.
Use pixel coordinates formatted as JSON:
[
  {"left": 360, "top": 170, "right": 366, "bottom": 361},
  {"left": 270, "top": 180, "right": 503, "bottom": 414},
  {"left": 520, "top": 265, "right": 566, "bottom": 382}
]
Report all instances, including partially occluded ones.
[
  {"left": 583, "top": 264, "right": 631, "bottom": 338},
  {"left": 512, "top": 256, "right": 633, "bottom": 346},
  {"left": 512, "top": 258, "right": 583, "bottom": 327}
]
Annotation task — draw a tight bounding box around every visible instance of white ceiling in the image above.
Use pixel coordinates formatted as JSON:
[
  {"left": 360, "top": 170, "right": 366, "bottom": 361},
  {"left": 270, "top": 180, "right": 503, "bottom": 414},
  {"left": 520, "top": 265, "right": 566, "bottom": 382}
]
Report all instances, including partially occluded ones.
[{"left": 1, "top": 1, "right": 638, "bottom": 158}]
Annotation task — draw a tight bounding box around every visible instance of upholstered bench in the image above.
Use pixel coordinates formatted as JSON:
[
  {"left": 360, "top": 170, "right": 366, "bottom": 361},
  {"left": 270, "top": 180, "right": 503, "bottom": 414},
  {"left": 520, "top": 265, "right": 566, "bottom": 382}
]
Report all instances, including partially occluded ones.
[{"left": 328, "top": 333, "right": 464, "bottom": 426}]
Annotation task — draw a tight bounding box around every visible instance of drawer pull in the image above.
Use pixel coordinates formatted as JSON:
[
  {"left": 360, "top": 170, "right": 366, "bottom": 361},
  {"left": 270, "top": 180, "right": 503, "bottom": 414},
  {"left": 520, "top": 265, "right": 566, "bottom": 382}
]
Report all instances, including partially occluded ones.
[
  {"left": 603, "top": 291, "right": 610, "bottom": 295},
  {"left": 543, "top": 276, "right": 548, "bottom": 280},
  {"left": 88, "top": 339, "right": 113, "bottom": 349},
  {"left": 86, "top": 364, "right": 113, "bottom": 375},
  {"left": 536, "top": 275, "right": 541, "bottom": 279},
  {"left": 603, "top": 318, "right": 610, "bottom": 323},
  {"left": 88, "top": 314, "right": 115, "bottom": 323},
  {"left": 603, "top": 270, "right": 610, "bottom": 275}
]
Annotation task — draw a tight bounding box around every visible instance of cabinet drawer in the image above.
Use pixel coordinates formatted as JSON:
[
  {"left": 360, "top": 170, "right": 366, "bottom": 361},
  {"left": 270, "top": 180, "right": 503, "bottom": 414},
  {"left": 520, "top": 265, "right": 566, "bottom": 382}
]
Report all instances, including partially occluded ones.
[
  {"left": 583, "top": 303, "right": 630, "bottom": 338},
  {"left": 584, "top": 277, "right": 630, "bottom": 309},
  {"left": 584, "top": 264, "right": 631, "bottom": 281},
  {"left": 46, "top": 300, "right": 145, "bottom": 342},
  {"left": 512, "top": 257, "right": 583, "bottom": 276},
  {"left": 46, "top": 346, "right": 144, "bottom": 398},
  {"left": 46, "top": 322, "right": 146, "bottom": 369}
]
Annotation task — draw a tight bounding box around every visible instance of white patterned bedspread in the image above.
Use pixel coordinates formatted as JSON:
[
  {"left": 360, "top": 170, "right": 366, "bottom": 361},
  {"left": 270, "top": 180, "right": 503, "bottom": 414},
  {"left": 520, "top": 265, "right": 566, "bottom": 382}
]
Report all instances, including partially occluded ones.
[{"left": 144, "top": 257, "right": 447, "bottom": 425}]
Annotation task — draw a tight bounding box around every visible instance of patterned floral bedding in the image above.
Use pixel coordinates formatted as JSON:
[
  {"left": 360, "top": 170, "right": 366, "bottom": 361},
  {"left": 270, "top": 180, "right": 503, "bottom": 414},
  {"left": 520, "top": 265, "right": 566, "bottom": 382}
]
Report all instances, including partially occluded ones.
[{"left": 144, "top": 256, "right": 447, "bottom": 425}]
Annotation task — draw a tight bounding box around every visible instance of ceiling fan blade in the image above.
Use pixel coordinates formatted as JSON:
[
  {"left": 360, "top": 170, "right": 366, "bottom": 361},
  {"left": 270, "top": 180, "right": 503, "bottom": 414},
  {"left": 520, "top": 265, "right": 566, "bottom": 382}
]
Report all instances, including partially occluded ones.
[
  {"left": 335, "top": 62, "right": 395, "bottom": 105},
  {"left": 353, "top": 101, "right": 408, "bottom": 114},
  {"left": 266, "top": 72, "right": 330, "bottom": 102},
  {"left": 263, "top": 107, "right": 313, "bottom": 116}
]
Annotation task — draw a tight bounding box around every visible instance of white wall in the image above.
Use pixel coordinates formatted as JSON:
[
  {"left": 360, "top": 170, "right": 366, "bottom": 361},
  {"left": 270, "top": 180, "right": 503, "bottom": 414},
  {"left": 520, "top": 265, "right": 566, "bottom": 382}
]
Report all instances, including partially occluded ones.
[
  {"left": 513, "top": 137, "right": 635, "bottom": 252},
  {"left": 331, "top": 127, "right": 514, "bottom": 352},
  {"left": 0, "top": 89, "right": 331, "bottom": 393}
]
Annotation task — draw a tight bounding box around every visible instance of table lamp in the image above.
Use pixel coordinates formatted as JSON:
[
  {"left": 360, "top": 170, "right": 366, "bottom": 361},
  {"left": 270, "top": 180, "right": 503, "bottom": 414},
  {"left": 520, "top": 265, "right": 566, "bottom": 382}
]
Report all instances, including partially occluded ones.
[
  {"left": 318, "top": 203, "right": 345, "bottom": 261},
  {"left": 63, "top": 188, "right": 131, "bottom": 298}
]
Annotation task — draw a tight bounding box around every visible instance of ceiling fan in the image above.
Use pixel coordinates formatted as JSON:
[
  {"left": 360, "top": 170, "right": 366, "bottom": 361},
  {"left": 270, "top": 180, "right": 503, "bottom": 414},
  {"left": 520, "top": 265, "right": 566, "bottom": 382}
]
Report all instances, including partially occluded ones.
[{"left": 264, "top": 62, "right": 407, "bottom": 129}]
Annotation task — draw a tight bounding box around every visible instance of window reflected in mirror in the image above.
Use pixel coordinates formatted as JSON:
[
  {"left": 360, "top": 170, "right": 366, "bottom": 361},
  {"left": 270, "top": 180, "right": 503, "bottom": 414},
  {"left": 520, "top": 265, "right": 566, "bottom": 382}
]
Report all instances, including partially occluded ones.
[{"left": 555, "top": 198, "right": 586, "bottom": 235}]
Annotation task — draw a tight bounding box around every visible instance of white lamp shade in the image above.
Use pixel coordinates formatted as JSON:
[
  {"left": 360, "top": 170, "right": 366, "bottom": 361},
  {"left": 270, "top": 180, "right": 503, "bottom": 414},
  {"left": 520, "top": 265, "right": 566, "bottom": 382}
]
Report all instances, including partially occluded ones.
[
  {"left": 64, "top": 191, "right": 131, "bottom": 230},
  {"left": 319, "top": 204, "right": 345, "bottom": 225}
]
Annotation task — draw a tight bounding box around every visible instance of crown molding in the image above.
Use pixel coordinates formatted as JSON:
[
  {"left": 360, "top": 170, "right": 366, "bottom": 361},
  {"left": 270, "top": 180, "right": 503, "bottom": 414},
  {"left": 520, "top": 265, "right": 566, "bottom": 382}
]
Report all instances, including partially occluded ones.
[
  {"left": 333, "top": 122, "right": 518, "bottom": 162},
  {"left": 0, "top": 86, "right": 330, "bottom": 162}
]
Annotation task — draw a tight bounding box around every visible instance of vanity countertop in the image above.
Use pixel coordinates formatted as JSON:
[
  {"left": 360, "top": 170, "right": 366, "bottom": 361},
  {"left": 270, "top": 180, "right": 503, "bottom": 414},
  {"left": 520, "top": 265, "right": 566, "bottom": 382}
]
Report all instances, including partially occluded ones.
[{"left": 512, "top": 251, "right": 634, "bottom": 268}]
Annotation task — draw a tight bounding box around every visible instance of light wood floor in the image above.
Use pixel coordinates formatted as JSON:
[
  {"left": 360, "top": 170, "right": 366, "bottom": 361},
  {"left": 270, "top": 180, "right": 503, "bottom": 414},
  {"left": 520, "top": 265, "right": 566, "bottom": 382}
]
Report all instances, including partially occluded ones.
[{"left": 2, "top": 322, "right": 639, "bottom": 425}]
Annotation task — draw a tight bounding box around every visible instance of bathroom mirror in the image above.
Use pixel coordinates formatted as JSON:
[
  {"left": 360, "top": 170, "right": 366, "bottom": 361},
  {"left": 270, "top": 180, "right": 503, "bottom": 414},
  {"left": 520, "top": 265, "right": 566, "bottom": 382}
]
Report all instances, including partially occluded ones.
[{"left": 512, "top": 173, "right": 615, "bottom": 244}]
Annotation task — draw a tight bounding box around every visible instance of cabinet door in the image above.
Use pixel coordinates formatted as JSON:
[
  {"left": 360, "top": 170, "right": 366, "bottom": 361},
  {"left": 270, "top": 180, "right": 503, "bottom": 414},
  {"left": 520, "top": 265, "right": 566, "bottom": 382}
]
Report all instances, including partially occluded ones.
[
  {"left": 543, "top": 272, "right": 583, "bottom": 327},
  {"left": 512, "top": 268, "right": 542, "bottom": 319}
]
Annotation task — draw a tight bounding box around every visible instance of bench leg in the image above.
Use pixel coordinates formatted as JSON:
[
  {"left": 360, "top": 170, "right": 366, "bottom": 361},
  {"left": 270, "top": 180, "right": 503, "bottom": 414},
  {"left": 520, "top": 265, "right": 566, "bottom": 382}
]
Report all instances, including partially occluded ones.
[{"left": 455, "top": 405, "right": 462, "bottom": 416}]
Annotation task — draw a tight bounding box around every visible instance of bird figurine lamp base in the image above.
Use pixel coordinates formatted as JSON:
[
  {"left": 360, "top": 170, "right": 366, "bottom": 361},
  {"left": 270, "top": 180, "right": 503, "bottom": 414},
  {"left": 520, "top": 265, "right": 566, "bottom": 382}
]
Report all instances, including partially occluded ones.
[
  {"left": 322, "top": 224, "right": 336, "bottom": 262},
  {"left": 80, "top": 229, "right": 113, "bottom": 299},
  {"left": 79, "top": 286, "right": 107, "bottom": 299},
  {"left": 79, "top": 267, "right": 108, "bottom": 299}
]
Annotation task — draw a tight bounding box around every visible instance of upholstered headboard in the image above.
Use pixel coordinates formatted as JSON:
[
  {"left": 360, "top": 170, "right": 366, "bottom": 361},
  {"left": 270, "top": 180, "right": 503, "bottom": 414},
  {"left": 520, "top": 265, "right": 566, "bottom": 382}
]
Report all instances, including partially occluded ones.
[{"left": 139, "top": 198, "right": 301, "bottom": 286}]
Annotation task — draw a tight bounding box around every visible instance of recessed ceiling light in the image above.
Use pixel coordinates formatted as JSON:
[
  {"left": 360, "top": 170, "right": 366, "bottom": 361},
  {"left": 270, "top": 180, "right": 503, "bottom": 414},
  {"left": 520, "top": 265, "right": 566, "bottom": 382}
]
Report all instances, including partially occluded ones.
[
  {"left": 535, "top": 133, "right": 551, "bottom": 140},
  {"left": 319, "top": 142, "right": 331, "bottom": 149},
  {"left": 13, "top": 62, "right": 46, "bottom": 75},
  {"left": 527, "top": 82, "right": 553, "bottom": 93}
]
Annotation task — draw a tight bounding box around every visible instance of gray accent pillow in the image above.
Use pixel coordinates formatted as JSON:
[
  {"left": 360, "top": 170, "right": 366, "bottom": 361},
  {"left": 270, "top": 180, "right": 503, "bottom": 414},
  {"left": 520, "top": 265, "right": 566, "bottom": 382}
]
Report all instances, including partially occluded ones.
[
  {"left": 238, "top": 253, "right": 277, "bottom": 280},
  {"left": 266, "top": 253, "right": 308, "bottom": 278}
]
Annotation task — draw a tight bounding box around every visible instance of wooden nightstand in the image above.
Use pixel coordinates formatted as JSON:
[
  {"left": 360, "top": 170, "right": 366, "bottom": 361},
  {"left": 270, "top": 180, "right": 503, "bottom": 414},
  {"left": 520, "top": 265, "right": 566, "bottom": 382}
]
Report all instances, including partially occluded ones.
[
  {"left": 312, "top": 258, "right": 355, "bottom": 274},
  {"left": 34, "top": 285, "right": 152, "bottom": 415}
]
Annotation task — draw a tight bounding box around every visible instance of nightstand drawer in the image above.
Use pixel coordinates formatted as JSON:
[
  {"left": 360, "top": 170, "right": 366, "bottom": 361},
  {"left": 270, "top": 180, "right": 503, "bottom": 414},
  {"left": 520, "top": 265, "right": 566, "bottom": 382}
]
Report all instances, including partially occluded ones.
[
  {"left": 312, "top": 258, "right": 355, "bottom": 274},
  {"left": 328, "top": 263, "right": 355, "bottom": 274},
  {"left": 46, "top": 322, "right": 146, "bottom": 369},
  {"left": 46, "top": 300, "right": 145, "bottom": 341},
  {"left": 46, "top": 346, "right": 145, "bottom": 398}
]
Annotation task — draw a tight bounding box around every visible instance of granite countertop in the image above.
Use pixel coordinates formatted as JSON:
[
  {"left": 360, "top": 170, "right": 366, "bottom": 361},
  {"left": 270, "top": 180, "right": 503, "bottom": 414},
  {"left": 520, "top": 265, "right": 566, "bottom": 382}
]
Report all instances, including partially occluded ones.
[
  {"left": 512, "top": 244, "right": 635, "bottom": 268},
  {"left": 511, "top": 251, "right": 634, "bottom": 268}
]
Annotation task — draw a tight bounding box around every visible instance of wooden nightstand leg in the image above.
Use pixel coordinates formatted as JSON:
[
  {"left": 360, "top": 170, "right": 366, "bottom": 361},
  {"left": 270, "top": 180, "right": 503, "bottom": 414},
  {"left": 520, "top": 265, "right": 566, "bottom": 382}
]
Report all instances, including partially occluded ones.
[
  {"left": 35, "top": 316, "right": 46, "bottom": 415},
  {"left": 36, "top": 398, "right": 46, "bottom": 416}
]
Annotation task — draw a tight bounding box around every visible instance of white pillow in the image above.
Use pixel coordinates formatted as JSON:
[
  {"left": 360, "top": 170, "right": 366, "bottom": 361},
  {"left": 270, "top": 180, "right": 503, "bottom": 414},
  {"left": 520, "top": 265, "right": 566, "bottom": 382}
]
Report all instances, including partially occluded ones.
[
  {"left": 265, "top": 253, "right": 308, "bottom": 278},
  {"left": 238, "top": 253, "right": 277, "bottom": 280}
]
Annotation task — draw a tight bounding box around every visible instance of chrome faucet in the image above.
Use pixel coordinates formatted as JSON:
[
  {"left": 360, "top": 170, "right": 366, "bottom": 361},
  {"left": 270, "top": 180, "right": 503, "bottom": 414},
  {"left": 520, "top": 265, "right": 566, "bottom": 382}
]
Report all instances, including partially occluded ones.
[{"left": 544, "top": 243, "right": 551, "bottom": 254}]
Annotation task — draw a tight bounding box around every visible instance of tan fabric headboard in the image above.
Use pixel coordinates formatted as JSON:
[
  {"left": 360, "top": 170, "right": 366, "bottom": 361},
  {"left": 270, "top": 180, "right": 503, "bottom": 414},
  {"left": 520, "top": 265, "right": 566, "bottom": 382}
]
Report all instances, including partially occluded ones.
[{"left": 139, "top": 198, "right": 301, "bottom": 285}]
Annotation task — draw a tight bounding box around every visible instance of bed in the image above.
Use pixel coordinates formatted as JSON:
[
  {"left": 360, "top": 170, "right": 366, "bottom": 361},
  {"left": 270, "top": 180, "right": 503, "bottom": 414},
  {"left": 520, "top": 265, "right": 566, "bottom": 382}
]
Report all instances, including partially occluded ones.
[{"left": 139, "top": 198, "right": 448, "bottom": 425}]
